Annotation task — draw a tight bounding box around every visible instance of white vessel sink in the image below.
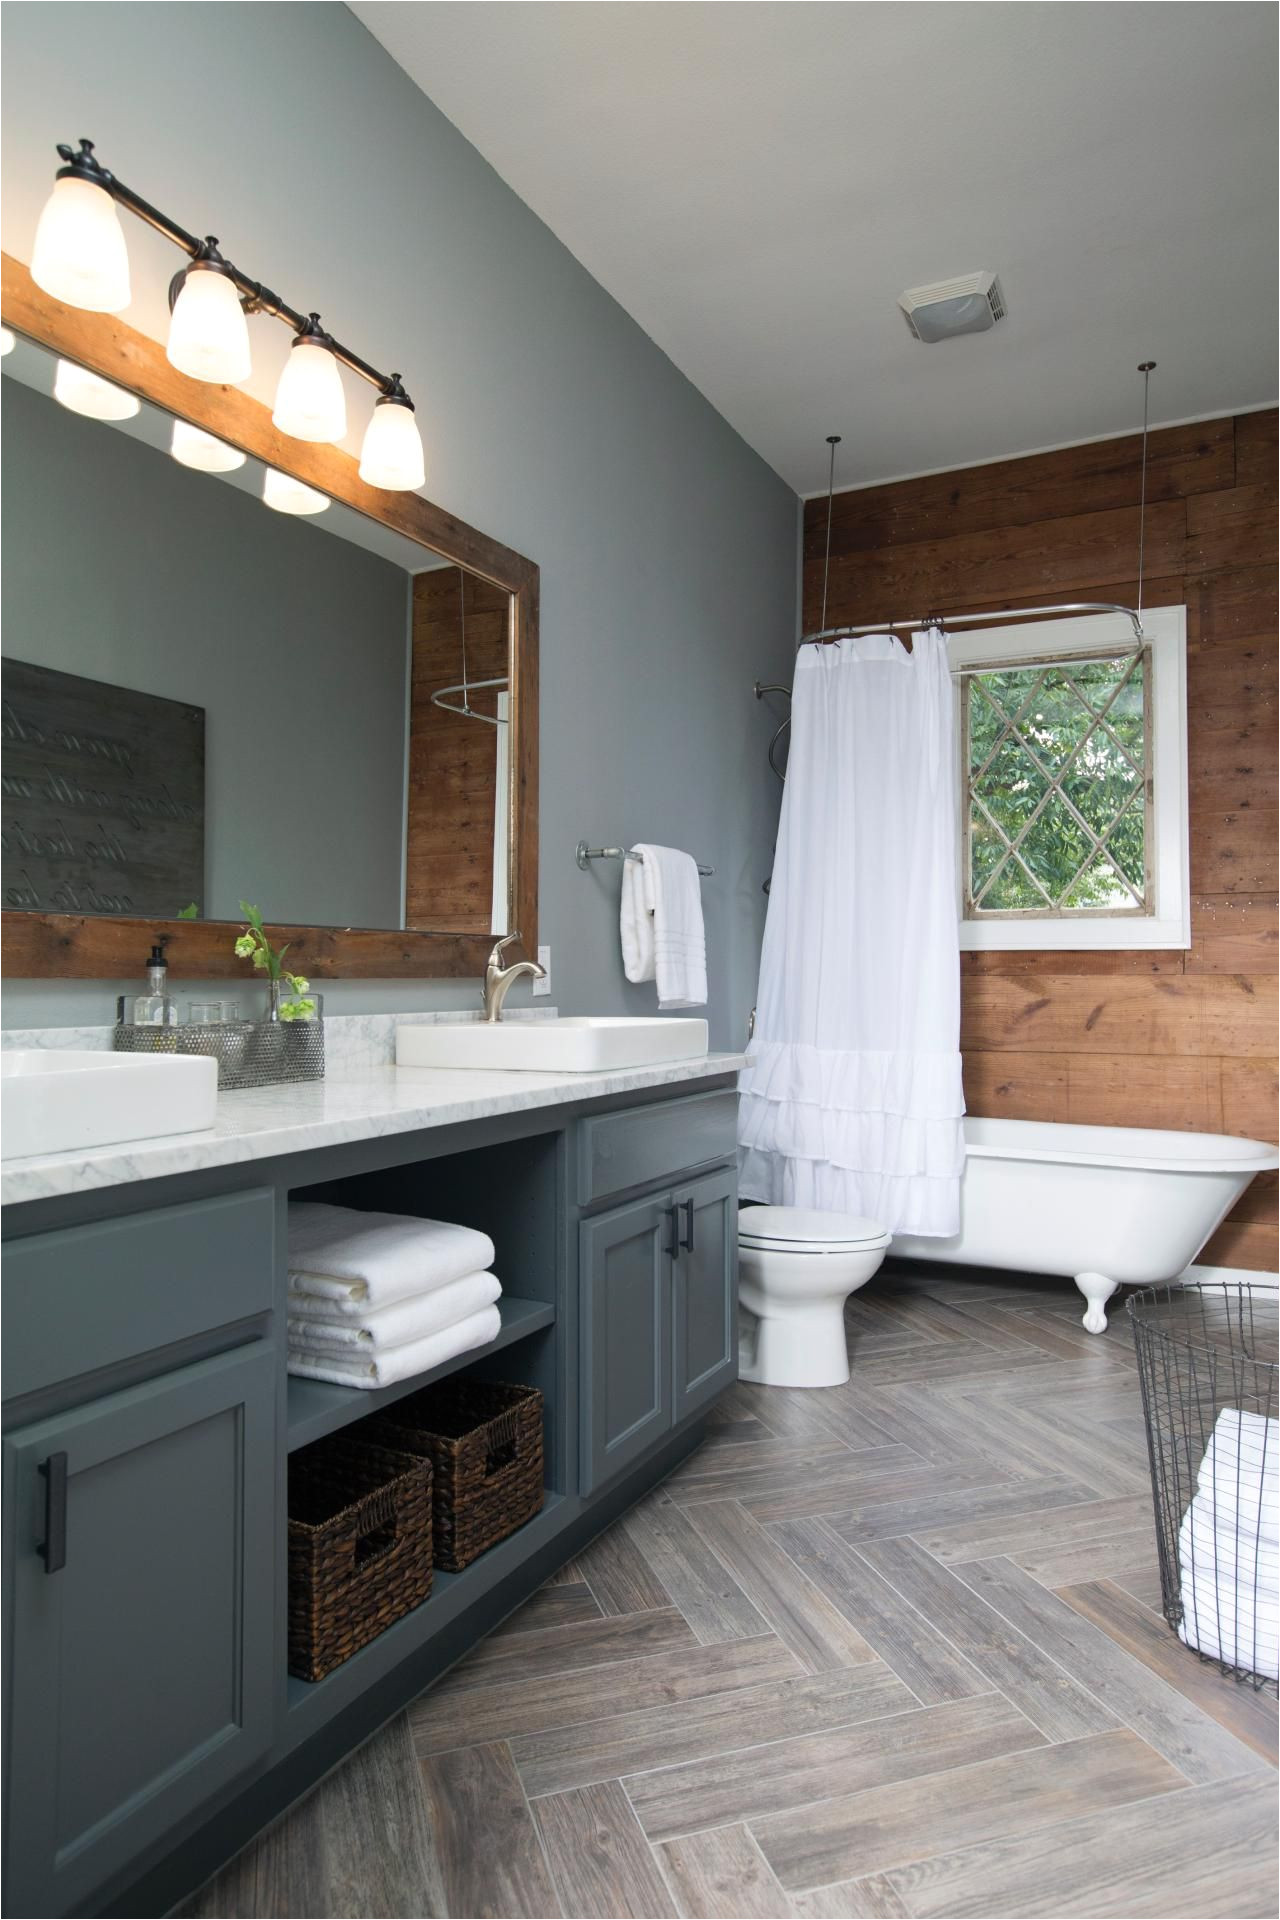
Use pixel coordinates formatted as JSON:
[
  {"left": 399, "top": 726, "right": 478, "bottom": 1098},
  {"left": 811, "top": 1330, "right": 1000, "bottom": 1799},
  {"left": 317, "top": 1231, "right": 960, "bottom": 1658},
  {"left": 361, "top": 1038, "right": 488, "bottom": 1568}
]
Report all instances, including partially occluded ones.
[
  {"left": 1, "top": 1050, "right": 219, "bottom": 1160},
  {"left": 396, "top": 1017, "right": 709, "bottom": 1074}
]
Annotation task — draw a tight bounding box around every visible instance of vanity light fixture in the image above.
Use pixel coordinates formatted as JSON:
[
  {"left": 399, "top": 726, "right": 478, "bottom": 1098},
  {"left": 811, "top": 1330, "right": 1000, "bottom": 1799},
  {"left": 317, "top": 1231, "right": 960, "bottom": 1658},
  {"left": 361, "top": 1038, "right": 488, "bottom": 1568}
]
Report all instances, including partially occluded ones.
[
  {"left": 0, "top": 328, "right": 14, "bottom": 356},
  {"left": 271, "top": 313, "right": 347, "bottom": 444},
  {"left": 358, "top": 377, "right": 426, "bottom": 491},
  {"left": 170, "top": 419, "right": 246, "bottom": 473},
  {"left": 53, "top": 356, "right": 140, "bottom": 422},
  {"left": 262, "top": 467, "right": 329, "bottom": 516},
  {"left": 31, "top": 146, "right": 131, "bottom": 311},
  {"left": 28, "top": 138, "right": 426, "bottom": 487},
  {"left": 166, "top": 240, "right": 252, "bottom": 385}
]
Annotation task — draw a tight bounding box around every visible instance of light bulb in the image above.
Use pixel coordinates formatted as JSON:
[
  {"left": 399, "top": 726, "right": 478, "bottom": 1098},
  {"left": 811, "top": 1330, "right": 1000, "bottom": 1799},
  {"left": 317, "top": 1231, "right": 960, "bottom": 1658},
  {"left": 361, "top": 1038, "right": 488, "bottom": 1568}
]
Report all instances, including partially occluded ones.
[
  {"left": 53, "top": 358, "right": 140, "bottom": 421},
  {"left": 167, "top": 262, "right": 251, "bottom": 384},
  {"left": 263, "top": 468, "right": 329, "bottom": 516},
  {"left": 359, "top": 393, "right": 426, "bottom": 491},
  {"left": 171, "top": 419, "right": 246, "bottom": 473},
  {"left": 0, "top": 328, "right": 14, "bottom": 357},
  {"left": 31, "top": 174, "right": 131, "bottom": 313},
  {"left": 272, "top": 321, "right": 346, "bottom": 443}
]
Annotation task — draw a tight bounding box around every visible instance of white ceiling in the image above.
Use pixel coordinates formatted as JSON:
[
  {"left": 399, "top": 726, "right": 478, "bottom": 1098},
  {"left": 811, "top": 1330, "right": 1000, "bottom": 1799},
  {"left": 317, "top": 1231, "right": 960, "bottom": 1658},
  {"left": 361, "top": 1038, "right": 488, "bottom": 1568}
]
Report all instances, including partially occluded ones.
[{"left": 352, "top": 1, "right": 1278, "bottom": 495}]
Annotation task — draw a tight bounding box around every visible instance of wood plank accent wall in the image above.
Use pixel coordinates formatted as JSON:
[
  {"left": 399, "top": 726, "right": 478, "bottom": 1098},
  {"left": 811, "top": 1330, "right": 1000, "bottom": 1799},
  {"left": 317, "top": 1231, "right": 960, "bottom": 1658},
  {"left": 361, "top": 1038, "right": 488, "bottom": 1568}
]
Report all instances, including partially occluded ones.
[
  {"left": 802, "top": 411, "right": 1278, "bottom": 1272},
  {"left": 406, "top": 569, "right": 510, "bottom": 933}
]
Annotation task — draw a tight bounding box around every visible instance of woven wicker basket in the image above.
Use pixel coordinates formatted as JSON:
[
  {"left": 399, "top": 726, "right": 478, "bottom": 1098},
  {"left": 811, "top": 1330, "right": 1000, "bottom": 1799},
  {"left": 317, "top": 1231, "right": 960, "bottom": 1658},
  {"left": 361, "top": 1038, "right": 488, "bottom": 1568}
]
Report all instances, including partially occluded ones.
[
  {"left": 287, "top": 1434, "right": 434, "bottom": 1682},
  {"left": 368, "top": 1380, "right": 544, "bottom": 1572}
]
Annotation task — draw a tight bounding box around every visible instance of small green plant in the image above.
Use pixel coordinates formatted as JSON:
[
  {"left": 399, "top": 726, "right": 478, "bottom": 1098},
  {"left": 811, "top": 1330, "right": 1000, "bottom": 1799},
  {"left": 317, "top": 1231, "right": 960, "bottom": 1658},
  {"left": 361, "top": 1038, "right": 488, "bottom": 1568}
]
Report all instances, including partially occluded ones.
[
  {"left": 177, "top": 902, "right": 200, "bottom": 920},
  {"left": 232, "top": 902, "right": 316, "bottom": 1020}
]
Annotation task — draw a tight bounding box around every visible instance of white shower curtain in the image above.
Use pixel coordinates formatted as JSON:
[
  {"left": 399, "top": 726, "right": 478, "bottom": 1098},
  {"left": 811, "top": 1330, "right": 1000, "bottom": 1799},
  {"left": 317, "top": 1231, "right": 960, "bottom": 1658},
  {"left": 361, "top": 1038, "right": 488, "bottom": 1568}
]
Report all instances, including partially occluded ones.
[{"left": 739, "top": 626, "right": 965, "bottom": 1236}]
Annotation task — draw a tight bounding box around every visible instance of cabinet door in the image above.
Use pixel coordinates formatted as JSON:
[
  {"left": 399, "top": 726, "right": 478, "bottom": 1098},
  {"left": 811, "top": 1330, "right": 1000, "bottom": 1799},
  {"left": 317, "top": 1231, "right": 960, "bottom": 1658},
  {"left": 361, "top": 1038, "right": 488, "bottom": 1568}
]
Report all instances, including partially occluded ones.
[
  {"left": 672, "top": 1166, "right": 739, "bottom": 1423},
  {"left": 580, "top": 1194, "right": 673, "bottom": 1493},
  {"left": 3, "top": 1344, "right": 276, "bottom": 1917}
]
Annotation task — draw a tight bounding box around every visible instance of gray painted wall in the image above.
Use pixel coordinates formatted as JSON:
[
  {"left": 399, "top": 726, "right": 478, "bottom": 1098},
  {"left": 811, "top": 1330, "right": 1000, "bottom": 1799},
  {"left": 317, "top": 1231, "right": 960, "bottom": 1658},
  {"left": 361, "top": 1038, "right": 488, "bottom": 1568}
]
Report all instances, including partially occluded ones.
[
  {"left": 0, "top": 2, "right": 797, "bottom": 1050},
  {"left": 2, "top": 377, "right": 409, "bottom": 931}
]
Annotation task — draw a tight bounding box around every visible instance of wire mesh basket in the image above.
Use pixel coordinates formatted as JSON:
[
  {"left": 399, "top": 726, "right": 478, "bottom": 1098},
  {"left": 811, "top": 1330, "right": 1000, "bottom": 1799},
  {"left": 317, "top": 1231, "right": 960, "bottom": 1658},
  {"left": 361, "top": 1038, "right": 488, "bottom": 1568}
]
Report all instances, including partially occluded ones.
[
  {"left": 113, "top": 1017, "right": 324, "bottom": 1091},
  {"left": 1127, "top": 1282, "right": 1278, "bottom": 1692}
]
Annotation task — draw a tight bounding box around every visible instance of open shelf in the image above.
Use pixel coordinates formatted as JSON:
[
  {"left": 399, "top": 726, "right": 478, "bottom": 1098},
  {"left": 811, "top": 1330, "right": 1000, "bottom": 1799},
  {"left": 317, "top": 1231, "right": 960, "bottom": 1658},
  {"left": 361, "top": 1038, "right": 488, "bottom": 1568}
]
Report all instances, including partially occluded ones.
[
  {"left": 283, "top": 1490, "right": 571, "bottom": 1747},
  {"left": 285, "top": 1295, "right": 555, "bottom": 1452}
]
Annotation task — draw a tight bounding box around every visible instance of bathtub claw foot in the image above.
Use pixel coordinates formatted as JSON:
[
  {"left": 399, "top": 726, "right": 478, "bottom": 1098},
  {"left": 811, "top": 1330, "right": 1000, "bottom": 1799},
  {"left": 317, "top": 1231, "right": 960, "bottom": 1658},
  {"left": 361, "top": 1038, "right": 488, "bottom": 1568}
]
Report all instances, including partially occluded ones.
[{"left": 1075, "top": 1271, "right": 1118, "bottom": 1334}]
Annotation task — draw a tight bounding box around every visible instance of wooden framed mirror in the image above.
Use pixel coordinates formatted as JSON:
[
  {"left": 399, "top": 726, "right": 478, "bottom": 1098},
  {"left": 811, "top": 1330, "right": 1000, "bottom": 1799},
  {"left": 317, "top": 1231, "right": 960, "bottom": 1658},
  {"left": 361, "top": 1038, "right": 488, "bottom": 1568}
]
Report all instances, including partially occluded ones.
[{"left": 0, "top": 252, "right": 538, "bottom": 980}]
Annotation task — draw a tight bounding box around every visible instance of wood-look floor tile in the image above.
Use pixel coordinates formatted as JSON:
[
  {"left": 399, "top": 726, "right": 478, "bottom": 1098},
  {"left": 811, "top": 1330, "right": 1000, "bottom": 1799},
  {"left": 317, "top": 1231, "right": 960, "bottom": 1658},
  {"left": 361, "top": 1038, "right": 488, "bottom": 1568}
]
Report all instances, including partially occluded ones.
[
  {"left": 490, "top": 1582, "right": 604, "bottom": 1639},
  {"left": 566, "top": 1518, "right": 674, "bottom": 1616},
  {"left": 854, "top": 1534, "right": 1118, "bottom": 1743},
  {"left": 751, "top": 1727, "right": 1184, "bottom": 1893},
  {"left": 837, "top": 1340, "right": 1055, "bottom": 1387},
  {"left": 713, "top": 1380, "right": 894, "bottom": 1452},
  {"left": 739, "top": 1456, "right": 1015, "bottom": 1528},
  {"left": 417, "top": 1741, "right": 560, "bottom": 1918},
  {"left": 410, "top": 1634, "right": 804, "bottom": 1756},
  {"left": 620, "top": 1491, "right": 769, "bottom": 1644},
  {"left": 1057, "top": 1577, "right": 1279, "bottom": 1766},
  {"left": 513, "top": 1662, "right": 915, "bottom": 1799},
  {"left": 792, "top": 1876, "right": 908, "bottom": 1919},
  {"left": 825, "top": 1474, "right": 1101, "bottom": 1545},
  {"left": 683, "top": 1500, "right": 878, "bottom": 1672},
  {"left": 957, "top": 1555, "right": 1273, "bottom": 1784},
  {"left": 658, "top": 1824, "right": 794, "bottom": 1918},
  {"left": 1012, "top": 1527, "right": 1159, "bottom": 1589},
  {"left": 771, "top": 1519, "right": 989, "bottom": 1703},
  {"left": 911, "top": 1492, "right": 1153, "bottom": 1566},
  {"left": 531, "top": 1780, "right": 676, "bottom": 1919},
  {"left": 1108, "top": 1559, "right": 1167, "bottom": 1612},
  {"left": 430, "top": 1606, "right": 698, "bottom": 1696},
  {"left": 626, "top": 1693, "right": 1042, "bottom": 1842},
  {"left": 879, "top": 1774, "right": 1279, "bottom": 1917},
  {"left": 663, "top": 1438, "right": 867, "bottom": 1503},
  {"left": 836, "top": 1382, "right": 1003, "bottom": 1471}
]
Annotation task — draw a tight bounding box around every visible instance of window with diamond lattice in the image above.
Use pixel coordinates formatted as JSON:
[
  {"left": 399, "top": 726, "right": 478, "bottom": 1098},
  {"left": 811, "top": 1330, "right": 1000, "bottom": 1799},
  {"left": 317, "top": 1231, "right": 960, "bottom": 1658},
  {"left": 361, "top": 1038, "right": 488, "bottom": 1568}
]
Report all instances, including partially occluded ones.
[{"left": 964, "top": 650, "right": 1151, "bottom": 918}]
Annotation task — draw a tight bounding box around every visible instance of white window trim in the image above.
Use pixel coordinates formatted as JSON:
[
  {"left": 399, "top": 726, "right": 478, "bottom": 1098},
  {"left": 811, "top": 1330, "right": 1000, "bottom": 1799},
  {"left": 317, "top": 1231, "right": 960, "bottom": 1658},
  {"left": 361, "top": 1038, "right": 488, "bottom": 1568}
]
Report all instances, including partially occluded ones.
[{"left": 951, "top": 607, "right": 1189, "bottom": 952}]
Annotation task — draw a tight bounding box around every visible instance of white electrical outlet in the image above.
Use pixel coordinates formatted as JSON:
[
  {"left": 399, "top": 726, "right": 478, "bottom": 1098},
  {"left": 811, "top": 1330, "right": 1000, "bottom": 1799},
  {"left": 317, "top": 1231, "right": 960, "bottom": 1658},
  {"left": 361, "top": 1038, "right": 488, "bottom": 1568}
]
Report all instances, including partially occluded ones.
[{"left": 534, "top": 945, "right": 551, "bottom": 995}]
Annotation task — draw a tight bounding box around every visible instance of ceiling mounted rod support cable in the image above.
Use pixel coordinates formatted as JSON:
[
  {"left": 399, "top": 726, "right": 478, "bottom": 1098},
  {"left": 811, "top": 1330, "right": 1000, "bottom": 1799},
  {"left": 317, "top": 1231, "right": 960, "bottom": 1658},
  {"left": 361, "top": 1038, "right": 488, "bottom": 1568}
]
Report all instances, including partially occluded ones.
[{"left": 430, "top": 572, "right": 509, "bottom": 725}]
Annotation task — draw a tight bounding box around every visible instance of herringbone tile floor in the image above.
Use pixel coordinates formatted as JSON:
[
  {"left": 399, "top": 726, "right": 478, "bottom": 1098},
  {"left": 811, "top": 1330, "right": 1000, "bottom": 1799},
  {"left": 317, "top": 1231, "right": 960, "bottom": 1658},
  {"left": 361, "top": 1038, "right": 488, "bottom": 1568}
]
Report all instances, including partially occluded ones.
[{"left": 183, "top": 1266, "right": 1279, "bottom": 1919}]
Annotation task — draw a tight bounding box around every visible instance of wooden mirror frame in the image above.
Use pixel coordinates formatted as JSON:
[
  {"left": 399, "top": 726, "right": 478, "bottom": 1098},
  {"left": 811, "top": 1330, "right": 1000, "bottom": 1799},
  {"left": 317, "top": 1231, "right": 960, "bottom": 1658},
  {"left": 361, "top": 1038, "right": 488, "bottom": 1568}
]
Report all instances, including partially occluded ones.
[{"left": 0, "top": 252, "right": 538, "bottom": 981}]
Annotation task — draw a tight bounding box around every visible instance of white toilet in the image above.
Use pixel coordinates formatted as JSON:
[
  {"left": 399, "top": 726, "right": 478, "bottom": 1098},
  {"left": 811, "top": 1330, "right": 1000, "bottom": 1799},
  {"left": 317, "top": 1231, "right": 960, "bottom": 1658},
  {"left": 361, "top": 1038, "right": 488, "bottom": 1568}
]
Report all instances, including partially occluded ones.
[{"left": 737, "top": 1206, "right": 891, "bottom": 1389}]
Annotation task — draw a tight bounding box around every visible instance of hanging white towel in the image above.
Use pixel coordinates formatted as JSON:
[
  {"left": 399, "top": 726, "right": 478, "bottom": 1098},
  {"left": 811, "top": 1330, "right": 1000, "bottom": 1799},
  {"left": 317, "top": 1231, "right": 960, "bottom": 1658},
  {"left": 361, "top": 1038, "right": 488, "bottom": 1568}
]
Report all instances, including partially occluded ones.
[
  {"left": 627, "top": 844, "right": 707, "bottom": 1009},
  {"left": 287, "top": 1304, "right": 502, "bottom": 1389},
  {"left": 288, "top": 1271, "right": 503, "bottom": 1352},
  {"left": 620, "top": 853, "right": 656, "bottom": 985},
  {"left": 739, "top": 628, "right": 965, "bottom": 1235},
  {"left": 287, "top": 1202, "right": 496, "bottom": 1313}
]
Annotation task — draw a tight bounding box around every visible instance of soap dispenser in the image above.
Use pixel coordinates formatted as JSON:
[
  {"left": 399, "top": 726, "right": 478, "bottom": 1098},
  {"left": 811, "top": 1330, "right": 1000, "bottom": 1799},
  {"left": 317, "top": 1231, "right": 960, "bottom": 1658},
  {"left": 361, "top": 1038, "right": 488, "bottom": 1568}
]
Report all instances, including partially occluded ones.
[{"left": 131, "top": 944, "right": 178, "bottom": 1026}]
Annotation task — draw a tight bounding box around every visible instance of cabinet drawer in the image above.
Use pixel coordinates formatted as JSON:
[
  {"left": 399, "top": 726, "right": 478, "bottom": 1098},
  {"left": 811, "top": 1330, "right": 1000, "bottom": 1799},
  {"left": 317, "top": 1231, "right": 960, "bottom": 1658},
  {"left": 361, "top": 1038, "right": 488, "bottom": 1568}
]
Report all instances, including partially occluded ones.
[
  {"left": 3, "top": 1189, "right": 276, "bottom": 1400},
  {"left": 578, "top": 1089, "right": 737, "bottom": 1206}
]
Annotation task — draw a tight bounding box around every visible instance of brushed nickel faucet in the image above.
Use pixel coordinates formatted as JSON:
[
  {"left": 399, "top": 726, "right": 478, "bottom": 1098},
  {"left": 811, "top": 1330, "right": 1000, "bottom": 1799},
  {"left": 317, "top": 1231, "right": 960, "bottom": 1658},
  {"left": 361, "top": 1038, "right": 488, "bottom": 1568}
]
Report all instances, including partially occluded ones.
[{"left": 483, "top": 935, "right": 546, "bottom": 1023}]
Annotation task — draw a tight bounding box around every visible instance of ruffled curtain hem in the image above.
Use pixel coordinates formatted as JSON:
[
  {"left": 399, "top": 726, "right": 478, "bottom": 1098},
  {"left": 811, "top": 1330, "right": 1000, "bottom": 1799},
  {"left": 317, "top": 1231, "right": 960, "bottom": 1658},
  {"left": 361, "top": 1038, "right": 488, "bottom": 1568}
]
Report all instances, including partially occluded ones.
[{"left": 738, "top": 1144, "right": 962, "bottom": 1238}]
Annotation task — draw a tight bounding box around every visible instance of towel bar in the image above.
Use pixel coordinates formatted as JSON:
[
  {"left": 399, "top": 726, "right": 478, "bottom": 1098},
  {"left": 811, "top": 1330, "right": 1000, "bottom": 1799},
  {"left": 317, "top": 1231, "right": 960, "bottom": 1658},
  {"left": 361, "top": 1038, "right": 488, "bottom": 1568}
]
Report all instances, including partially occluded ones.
[{"left": 575, "top": 841, "right": 714, "bottom": 878}]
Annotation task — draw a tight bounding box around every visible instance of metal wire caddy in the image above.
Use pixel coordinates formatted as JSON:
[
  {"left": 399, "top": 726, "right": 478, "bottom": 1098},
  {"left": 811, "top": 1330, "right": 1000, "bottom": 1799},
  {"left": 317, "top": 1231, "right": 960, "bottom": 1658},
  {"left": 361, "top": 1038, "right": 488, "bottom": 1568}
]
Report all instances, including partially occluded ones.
[
  {"left": 113, "top": 1017, "right": 324, "bottom": 1091},
  {"left": 1127, "top": 1282, "right": 1278, "bottom": 1693}
]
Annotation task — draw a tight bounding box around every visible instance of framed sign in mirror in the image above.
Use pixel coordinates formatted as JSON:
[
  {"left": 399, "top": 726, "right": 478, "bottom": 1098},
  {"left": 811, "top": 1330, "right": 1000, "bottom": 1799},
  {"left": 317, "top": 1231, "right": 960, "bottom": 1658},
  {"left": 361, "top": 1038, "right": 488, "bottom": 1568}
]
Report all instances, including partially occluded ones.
[{"left": 0, "top": 252, "right": 538, "bottom": 980}]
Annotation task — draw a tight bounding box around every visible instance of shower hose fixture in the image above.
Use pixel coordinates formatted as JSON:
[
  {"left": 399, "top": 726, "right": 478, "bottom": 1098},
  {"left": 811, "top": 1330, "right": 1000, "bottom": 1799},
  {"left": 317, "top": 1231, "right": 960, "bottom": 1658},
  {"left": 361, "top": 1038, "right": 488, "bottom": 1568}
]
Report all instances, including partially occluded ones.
[{"left": 28, "top": 138, "right": 427, "bottom": 492}]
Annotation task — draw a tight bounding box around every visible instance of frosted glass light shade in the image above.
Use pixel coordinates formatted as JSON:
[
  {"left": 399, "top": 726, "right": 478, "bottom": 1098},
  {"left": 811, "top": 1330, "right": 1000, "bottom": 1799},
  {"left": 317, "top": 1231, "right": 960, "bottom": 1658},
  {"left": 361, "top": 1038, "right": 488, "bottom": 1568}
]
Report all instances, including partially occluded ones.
[
  {"left": 53, "top": 358, "right": 140, "bottom": 421},
  {"left": 272, "top": 340, "right": 346, "bottom": 443},
  {"left": 263, "top": 468, "right": 329, "bottom": 516},
  {"left": 0, "top": 328, "right": 14, "bottom": 357},
  {"left": 359, "top": 398, "right": 425, "bottom": 491},
  {"left": 171, "top": 419, "right": 246, "bottom": 473},
  {"left": 32, "top": 175, "right": 131, "bottom": 313},
  {"left": 167, "top": 267, "right": 252, "bottom": 384}
]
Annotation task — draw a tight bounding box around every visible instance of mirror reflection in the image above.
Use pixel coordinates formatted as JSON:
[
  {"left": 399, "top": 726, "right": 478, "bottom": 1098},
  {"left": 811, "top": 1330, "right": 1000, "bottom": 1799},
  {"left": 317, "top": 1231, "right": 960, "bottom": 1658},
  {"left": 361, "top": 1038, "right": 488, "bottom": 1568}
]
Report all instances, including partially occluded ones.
[{"left": 0, "top": 334, "right": 512, "bottom": 935}]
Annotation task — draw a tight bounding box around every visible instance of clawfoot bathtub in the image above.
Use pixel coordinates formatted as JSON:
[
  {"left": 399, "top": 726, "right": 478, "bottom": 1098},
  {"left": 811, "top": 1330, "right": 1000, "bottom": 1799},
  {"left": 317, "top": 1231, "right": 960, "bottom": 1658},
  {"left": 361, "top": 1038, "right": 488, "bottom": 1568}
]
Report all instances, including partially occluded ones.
[{"left": 891, "top": 1117, "right": 1279, "bottom": 1332}]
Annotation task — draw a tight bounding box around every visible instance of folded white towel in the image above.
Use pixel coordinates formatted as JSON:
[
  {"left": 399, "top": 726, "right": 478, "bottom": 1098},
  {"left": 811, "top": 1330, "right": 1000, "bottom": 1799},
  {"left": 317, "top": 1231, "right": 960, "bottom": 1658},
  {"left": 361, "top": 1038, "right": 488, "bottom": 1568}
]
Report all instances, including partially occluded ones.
[
  {"left": 287, "top": 1304, "right": 502, "bottom": 1389},
  {"left": 1179, "top": 1500, "right": 1280, "bottom": 1590},
  {"left": 628, "top": 843, "right": 707, "bottom": 1009},
  {"left": 1197, "top": 1408, "right": 1279, "bottom": 1545},
  {"left": 289, "top": 1271, "right": 502, "bottom": 1352},
  {"left": 287, "top": 1202, "right": 496, "bottom": 1313}
]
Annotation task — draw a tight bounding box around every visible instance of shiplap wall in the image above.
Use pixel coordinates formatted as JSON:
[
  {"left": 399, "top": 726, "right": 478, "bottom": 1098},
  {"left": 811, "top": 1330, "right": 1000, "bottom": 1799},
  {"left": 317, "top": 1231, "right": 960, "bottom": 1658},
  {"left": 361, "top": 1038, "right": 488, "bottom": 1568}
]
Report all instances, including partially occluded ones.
[{"left": 802, "top": 410, "right": 1278, "bottom": 1271}]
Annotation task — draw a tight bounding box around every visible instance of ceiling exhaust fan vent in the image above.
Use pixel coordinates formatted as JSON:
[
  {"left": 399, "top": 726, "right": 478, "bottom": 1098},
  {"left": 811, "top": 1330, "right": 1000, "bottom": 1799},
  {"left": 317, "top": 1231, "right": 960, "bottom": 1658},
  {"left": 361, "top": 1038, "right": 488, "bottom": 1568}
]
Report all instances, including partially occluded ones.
[{"left": 899, "top": 271, "right": 1006, "bottom": 343}]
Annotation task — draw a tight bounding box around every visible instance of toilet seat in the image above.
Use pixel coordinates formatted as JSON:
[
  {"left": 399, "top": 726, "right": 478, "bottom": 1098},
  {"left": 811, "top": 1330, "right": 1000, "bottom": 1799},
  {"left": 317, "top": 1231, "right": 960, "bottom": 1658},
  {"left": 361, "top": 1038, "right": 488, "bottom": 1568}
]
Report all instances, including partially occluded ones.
[{"left": 738, "top": 1205, "right": 890, "bottom": 1255}]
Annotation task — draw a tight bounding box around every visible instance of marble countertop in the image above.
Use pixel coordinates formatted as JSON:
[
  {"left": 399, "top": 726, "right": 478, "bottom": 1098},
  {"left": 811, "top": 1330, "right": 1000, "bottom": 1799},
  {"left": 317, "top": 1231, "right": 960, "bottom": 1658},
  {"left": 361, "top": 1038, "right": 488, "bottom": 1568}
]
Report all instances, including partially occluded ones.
[{"left": 1, "top": 1052, "right": 746, "bottom": 1207}]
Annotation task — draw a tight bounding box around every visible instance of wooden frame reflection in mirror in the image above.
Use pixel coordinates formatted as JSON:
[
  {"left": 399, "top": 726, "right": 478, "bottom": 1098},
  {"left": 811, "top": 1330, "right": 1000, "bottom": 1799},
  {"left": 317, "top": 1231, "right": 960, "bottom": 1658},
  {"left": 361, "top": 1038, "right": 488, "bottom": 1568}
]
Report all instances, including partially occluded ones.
[{"left": 0, "top": 252, "right": 538, "bottom": 981}]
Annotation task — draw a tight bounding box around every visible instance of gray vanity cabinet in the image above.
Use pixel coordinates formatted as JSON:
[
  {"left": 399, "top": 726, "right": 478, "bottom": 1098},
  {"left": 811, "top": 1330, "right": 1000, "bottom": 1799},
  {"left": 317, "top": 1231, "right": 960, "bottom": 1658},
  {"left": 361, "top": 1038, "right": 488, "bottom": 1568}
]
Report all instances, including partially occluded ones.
[
  {"left": 671, "top": 1165, "right": 737, "bottom": 1423},
  {"left": 579, "top": 1193, "right": 675, "bottom": 1491},
  {"left": 3, "top": 1343, "right": 276, "bottom": 1918}
]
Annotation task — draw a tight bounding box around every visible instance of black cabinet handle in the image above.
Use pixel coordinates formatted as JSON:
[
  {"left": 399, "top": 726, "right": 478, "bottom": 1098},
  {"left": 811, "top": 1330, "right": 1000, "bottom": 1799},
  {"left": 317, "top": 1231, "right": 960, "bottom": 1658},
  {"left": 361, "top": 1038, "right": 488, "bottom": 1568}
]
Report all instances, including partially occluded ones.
[
  {"left": 665, "top": 1205, "right": 680, "bottom": 1259},
  {"left": 39, "top": 1452, "right": 67, "bottom": 1574},
  {"left": 680, "top": 1198, "right": 695, "bottom": 1253}
]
